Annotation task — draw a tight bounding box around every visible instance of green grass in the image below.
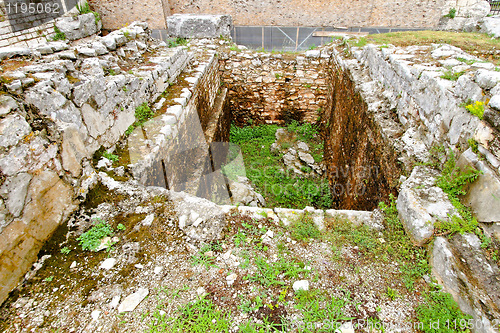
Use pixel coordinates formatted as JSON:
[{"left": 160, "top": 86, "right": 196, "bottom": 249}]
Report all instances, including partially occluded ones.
[
  {"left": 76, "top": 1, "right": 100, "bottom": 25},
  {"left": 228, "top": 123, "right": 331, "bottom": 209},
  {"left": 102, "top": 151, "right": 119, "bottom": 162},
  {"left": 148, "top": 296, "right": 231, "bottom": 332},
  {"left": 77, "top": 218, "right": 114, "bottom": 251},
  {"left": 440, "top": 69, "right": 465, "bottom": 81},
  {"left": 167, "top": 37, "right": 188, "bottom": 48},
  {"left": 363, "top": 31, "right": 500, "bottom": 65},
  {"left": 51, "top": 26, "right": 66, "bottom": 41},
  {"left": 416, "top": 289, "right": 472, "bottom": 333},
  {"left": 289, "top": 213, "right": 321, "bottom": 241},
  {"left": 191, "top": 244, "right": 216, "bottom": 270},
  {"left": 244, "top": 255, "right": 310, "bottom": 287}
]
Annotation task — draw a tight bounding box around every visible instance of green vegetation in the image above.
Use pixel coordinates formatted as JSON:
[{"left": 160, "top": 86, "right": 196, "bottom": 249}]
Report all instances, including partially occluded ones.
[
  {"left": 228, "top": 123, "right": 330, "bottom": 209},
  {"left": 440, "top": 69, "right": 465, "bottom": 81},
  {"left": 467, "top": 138, "right": 479, "bottom": 154},
  {"left": 294, "top": 289, "right": 354, "bottom": 331},
  {"left": 434, "top": 150, "right": 481, "bottom": 235},
  {"left": 363, "top": 31, "right": 500, "bottom": 65},
  {"left": 125, "top": 102, "right": 154, "bottom": 136},
  {"left": 464, "top": 101, "right": 485, "bottom": 119},
  {"left": 349, "top": 37, "right": 368, "bottom": 48},
  {"left": 167, "top": 37, "right": 188, "bottom": 48},
  {"left": 244, "top": 255, "right": 310, "bottom": 287},
  {"left": 229, "top": 45, "right": 241, "bottom": 52},
  {"left": 77, "top": 218, "right": 114, "bottom": 251},
  {"left": 102, "top": 151, "right": 119, "bottom": 163},
  {"left": 443, "top": 8, "right": 457, "bottom": 19},
  {"left": 456, "top": 57, "right": 477, "bottom": 65},
  {"left": 191, "top": 244, "right": 216, "bottom": 270},
  {"left": 60, "top": 246, "right": 71, "bottom": 255},
  {"left": 76, "top": 1, "right": 100, "bottom": 25},
  {"left": 416, "top": 288, "right": 472, "bottom": 333},
  {"left": 289, "top": 212, "right": 321, "bottom": 241},
  {"left": 52, "top": 26, "right": 66, "bottom": 41},
  {"left": 148, "top": 296, "right": 231, "bottom": 332}
]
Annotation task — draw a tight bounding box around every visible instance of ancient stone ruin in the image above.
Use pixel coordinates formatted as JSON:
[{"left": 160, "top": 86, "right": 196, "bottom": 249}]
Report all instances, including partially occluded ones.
[{"left": 0, "top": 1, "right": 499, "bottom": 332}]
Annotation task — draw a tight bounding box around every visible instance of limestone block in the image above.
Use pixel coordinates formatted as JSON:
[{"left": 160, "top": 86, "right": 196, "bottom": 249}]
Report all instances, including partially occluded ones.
[
  {"left": 61, "top": 125, "right": 89, "bottom": 177},
  {"left": 457, "top": 148, "right": 500, "bottom": 223},
  {"left": 167, "top": 14, "right": 232, "bottom": 38},
  {"left": 0, "top": 95, "right": 19, "bottom": 116},
  {"left": 22, "top": 170, "right": 76, "bottom": 242},
  {"left": 475, "top": 69, "right": 500, "bottom": 90},
  {"left": 397, "top": 166, "right": 458, "bottom": 246},
  {"left": 0, "top": 47, "right": 31, "bottom": 61},
  {"left": 55, "top": 13, "right": 100, "bottom": 41},
  {"left": 481, "top": 15, "right": 500, "bottom": 38},
  {"left": 0, "top": 114, "right": 31, "bottom": 148},
  {"left": 0, "top": 173, "right": 32, "bottom": 218},
  {"left": 455, "top": 73, "right": 483, "bottom": 102}
]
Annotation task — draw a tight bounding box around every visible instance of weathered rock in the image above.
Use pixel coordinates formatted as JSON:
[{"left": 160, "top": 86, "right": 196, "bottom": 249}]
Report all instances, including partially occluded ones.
[
  {"left": 167, "top": 14, "right": 232, "bottom": 38},
  {"left": 0, "top": 114, "right": 31, "bottom": 148},
  {"left": 481, "top": 15, "right": 500, "bottom": 38},
  {"left": 55, "top": 13, "right": 100, "bottom": 41},
  {"left": 489, "top": 95, "right": 500, "bottom": 111},
  {"left": 475, "top": 69, "right": 500, "bottom": 90},
  {"left": 397, "top": 166, "right": 458, "bottom": 246},
  {"left": 100, "top": 258, "right": 117, "bottom": 270},
  {"left": 61, "top": 125, "right": 89, "bottom": 177},
  {"left": 118, "top": 288, "right": 148, "bottom": 313},
  {"left": 0, "top": 173, "right": 32, "bottom": 218},
  {"left": 455, "top": 73, "right": 483, "bottom": 102},
  {"left": 431, "top": 235, "right": 500, "bottom": 333},
  {"left": 80, "top": 58, "right": 105, "bottom": 77},
  {"left": 293, "top": 280, "right": 310, "bottom": 292},
  {"left": 457, "top": 149, "right": 500, "bottom": 223},
  {"left": 0, "top": 95, "right": 19, "bottom": 116},
  {"left": 0, "top": 47, "right": 32, "bottom": 60},
  {"left": 228, "top": 177, "right": 266, "bottom": 207},
  {"left": 298, "top": 151, "right": 315, "bottom": 165}
]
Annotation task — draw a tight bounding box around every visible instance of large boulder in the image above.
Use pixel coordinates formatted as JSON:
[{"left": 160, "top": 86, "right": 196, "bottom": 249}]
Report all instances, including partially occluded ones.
[
  {"left": 397, "top": 166, "right": 458, "bottom": 246},
  {"left": 481, "top": 15, "right": 500, "bottom": 38},
  {"left": 55, "top": 13, "right": 101, "bottom": 41}
]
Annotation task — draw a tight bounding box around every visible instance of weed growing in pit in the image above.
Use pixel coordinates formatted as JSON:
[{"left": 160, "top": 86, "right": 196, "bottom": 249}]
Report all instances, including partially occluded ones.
[
  {"left": 51, "top": 26, "right": 66, "bottom": 41},
  {"left": 228, "top": 123, "right": 330, "bottom": 209},
  {"left": 464, "top": 100, "right": 485, "bottom": 119},
  {"left": 443, "top": 7, "right": 457, "bottom": 19},
  {"left": 60, "top": 246, "right": 71, "bottom": 255},
  {"left": 416, "top": 288, "right": 472, "bottom": 333},
  {"left": 77, "top": 218, "right": 114, "bottom": 251},
  {"left": 148, "top": 296, "right": 231, "bottom": 332},
  {"left": 289, "top": 212, "right": 321, "bottom": 241}
]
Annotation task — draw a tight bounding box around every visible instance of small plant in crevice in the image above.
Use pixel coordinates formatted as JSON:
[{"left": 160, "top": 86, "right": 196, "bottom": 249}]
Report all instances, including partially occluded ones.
[
  {"left": 464, "top": 100, "right": 485, "bottom": 119},
  {"left": 434, "top": 150, "right": 481, "bottom": 235},
  {"left": 443, "top": 7, "right": 457, "bottom": 19},
  {"left": 125, "top": 102, "right": 154, "bottom": 136},
  {"left": 440, "top": 69, "right": 464, "bottom": 81},
  {"left": 167, "top": 37, "right": 188, "bottom": 48},
  {"left": 467, "top": 137, "right": 479, "bottom": 154},
  {"left": 51, "top": 26, "right": 66, "bottom": 41},
  {"left": 102, "top": 151, "right": 119, "bottom": 163},
  {"left": 76, "top": 1, "right": 100, "bottom": 25},
  {"left": 60, "top": 247, "right": 71, "bottom": 255},
  {"left": 77, "top": 218, "right": 114, "bottom": 251}
]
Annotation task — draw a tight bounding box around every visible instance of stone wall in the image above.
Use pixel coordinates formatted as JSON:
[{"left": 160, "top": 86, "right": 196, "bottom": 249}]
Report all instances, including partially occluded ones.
[
  {"left": 220, "top": 49, "right": 330, "bottom": 126},
  {"left": 0, "top": 22, "right": 191, "bottom": 305},
  {"left": 0, "top": 0, "right": 80, "bottom": 47},
  {"left": 323, "top": 55, "right": 403, "bottom": 211},
  {"left": 169, "top": 0, "right": 447, "bottom": 28},
  {"left": 89, "top": 0, "right": 169, "bottom": 30}
]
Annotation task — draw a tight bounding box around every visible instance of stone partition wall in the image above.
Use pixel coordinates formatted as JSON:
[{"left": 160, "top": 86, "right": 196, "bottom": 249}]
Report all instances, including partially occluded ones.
[
  {"left": 322, "top": 56, "right": 403, "bottom": 211},
  {"left": 220, "top": 49, "right": 330, "bottom": 126}
]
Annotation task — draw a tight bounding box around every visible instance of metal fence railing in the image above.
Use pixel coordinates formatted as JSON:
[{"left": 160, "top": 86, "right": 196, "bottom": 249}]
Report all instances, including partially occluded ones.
[{"left": 489, "top": 0, "right": 500, "bottom": 15}]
